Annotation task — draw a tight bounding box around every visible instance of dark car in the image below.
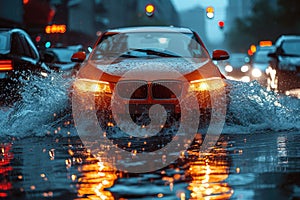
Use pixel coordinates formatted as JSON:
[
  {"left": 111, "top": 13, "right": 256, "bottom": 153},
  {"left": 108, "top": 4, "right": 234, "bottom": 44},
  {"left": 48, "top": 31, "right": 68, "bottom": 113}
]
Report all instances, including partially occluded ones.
[
  {"left": 250, "top": 45, "right": 275, "bottom": 86},
  {"left": 41, "top": 45, "right": 84, "bottom": 75},
  {"left": 0, "top": 28, "right": 50, "bottom": 102},
  {"left": 267, "top": 35, "right": 300, "bottom": 94},
  {"left": 71, "top": 26, "right": 230, "bottom": 131},
  {"left": 221, "top": 53, "right": 251, "bottom": 82}
]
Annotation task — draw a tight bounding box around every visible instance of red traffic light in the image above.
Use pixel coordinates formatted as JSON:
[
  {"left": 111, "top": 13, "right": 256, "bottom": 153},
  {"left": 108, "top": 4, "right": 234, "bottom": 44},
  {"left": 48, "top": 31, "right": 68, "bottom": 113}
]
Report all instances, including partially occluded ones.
[
  {"left": 145, "top": 4, "right": 155, "bottom": 16},
  {"left": 218, "top": 20, "right": 225, "bottom": 29}
]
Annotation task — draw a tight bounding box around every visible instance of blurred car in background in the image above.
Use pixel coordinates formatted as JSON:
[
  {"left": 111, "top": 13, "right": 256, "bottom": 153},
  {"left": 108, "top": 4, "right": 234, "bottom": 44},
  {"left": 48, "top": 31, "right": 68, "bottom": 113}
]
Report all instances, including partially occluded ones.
[
  {"left": 41, "top": 45, "right": 84, "bottom": 72},
  {"left": 0, "top": 28, "right": 50, "bottom": 103},
  {"left": 71, "top": 26, "right": 230, "bottom": 129},
  {"left": 267, "top": 35, "right": 300, "bottom": 94},
  {"left": 250, "top": 45, "right": 275, "bottom": 86},
  {"left": 221, "top": 53, "right": 251, "bottom": 82}
]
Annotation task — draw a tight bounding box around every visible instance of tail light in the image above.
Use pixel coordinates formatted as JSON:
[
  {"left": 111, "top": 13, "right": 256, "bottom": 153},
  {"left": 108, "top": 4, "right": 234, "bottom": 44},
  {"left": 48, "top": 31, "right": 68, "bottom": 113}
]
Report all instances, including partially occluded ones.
[{"left": 0, "top": 60, "right": 13, "bottom": 71}]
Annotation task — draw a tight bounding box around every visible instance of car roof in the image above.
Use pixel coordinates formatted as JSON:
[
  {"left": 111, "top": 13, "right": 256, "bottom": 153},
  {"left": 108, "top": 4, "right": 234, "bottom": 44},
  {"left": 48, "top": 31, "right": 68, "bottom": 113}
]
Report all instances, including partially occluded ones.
[
  {"left": 0, "top": 28, "right": 27, "bottom": 34},
  {"left": 276, "top": 35, "right": 300, "bottom": 45},
  {"left": 104, "top": 26, "right": 194, "bottom": 34}
]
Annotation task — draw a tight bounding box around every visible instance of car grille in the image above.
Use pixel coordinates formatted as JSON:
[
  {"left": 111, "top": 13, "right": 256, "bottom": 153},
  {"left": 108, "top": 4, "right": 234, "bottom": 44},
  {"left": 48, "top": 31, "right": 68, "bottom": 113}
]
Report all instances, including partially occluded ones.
[
  {"left": 116, "top": 80, "right": 148, "bottom": 99},
  {"left": 151, "top": 80, "right": 182, "bottom": 99},
  {"left": 116, "top": 80, "right": 182, "bottom": 100}
]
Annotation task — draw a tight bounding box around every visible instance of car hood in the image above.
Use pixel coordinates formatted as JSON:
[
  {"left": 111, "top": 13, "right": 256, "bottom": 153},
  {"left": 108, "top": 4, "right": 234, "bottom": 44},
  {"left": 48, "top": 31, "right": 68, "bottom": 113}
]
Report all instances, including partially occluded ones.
[{"left": 76, "top": 57, "right": 224, "bottom": 82}]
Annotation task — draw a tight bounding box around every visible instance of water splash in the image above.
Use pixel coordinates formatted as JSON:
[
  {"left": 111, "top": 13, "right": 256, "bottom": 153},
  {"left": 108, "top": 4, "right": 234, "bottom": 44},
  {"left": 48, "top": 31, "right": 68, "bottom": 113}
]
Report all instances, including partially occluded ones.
[
  {"left": 224, "top": 80, "right": 300, "bottom": 133},
  {"left": 0, "top": 77, "right": 299, "bottom": 139},
  {"left": 0, "top": 72, "right": 74, "bottom": 138}
]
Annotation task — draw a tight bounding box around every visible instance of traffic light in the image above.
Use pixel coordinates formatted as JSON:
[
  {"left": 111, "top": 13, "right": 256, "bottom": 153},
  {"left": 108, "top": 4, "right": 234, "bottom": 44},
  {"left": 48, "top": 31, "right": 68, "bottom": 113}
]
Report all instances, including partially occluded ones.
[
  {"left": 206, "top": 6, "right": 214, "bottom": 19},
  {"left": 218, "top": 20, "right": 224, "bottom": 29},
  {"left": 145, "top": 4, "right": 155, "bottom": 17}
]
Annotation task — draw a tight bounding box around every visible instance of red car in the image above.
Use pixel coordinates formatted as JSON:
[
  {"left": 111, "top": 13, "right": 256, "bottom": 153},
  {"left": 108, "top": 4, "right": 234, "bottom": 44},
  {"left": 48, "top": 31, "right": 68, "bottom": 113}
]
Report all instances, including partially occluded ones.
[{"left": 71, "top": 26, "right": 229, "bottom": 131}]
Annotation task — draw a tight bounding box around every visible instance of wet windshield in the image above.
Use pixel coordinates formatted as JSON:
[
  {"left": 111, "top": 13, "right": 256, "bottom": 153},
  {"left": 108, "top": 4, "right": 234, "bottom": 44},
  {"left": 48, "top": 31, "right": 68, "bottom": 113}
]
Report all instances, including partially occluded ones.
[
  {"left": 253, "top": 51, "right": 272, "bottom": 63},
  {"left": 228, "top": 53, "right": 249, "bottom": 68},
  {"left": 281, "top": 40, "right": 300, "bottom": 56},
  {"left": 91, "top": 32, "right": 209, "bottom": 60},
  {"left": 0, "top": 32, "right": 9, "bottom": 51}
]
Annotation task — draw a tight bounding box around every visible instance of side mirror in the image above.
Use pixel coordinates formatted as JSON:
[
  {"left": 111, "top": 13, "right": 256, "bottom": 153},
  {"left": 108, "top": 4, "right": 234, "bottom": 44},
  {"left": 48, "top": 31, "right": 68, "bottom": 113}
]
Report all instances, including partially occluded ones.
[
  {"left": 71, "top": 51, "right": 86, "bottom": 62},
  {"left": 267, "top": 52, "right": 277, "bottom": 58},
  {"left": 212, "top": 50, "right": 230, "bottom": 61}
]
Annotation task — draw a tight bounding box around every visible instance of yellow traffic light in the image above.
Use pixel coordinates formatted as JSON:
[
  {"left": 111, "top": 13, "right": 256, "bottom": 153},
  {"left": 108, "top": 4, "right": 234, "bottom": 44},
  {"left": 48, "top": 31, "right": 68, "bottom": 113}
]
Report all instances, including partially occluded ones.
[
  {"left": 206, "top": 6, "right": 214, "bottom": 19},
  {"left": 250, "top": 44, "right": 257, "bottom": 53},
  {"left": 145, "top": 4, "right": 155, "bottom": 16}
]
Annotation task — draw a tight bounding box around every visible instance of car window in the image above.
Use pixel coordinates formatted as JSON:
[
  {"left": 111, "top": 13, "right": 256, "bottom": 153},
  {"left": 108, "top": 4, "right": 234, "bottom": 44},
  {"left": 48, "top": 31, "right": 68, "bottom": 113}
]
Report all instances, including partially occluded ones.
[
  {"left": 281, "top": 40, "right": 300, "bottom": 56},
  {"left": 92, "top": 32, "right": 208, "bottom": 59},
  {"left": 19, "top": 34, "right": 33, "bottom": 58},
  {"left": 11, "top": 32, "right": 38, "bottom": 59},
  {"left": 11, "top": 33, "right": 26, "bottom": 56},
  {"left": 0, "top": 32, "right": 9, "bottom": 51},
  {"left": 46, "top": 49, "right": 76, "bottom": 63},
  {"left": 253, "top": 51, "right": 271, "bottom": 63},
  {"left": 24, "top": 34, "right": 39, "bottom": 59},
  {"left": 228, "top": 54, "right": 249, "bottom": 67}
]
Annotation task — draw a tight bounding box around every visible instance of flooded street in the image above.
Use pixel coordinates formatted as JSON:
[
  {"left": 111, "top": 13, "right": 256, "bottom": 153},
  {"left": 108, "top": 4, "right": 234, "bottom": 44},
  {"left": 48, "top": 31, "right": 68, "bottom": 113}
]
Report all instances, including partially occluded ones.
[
  {"left": 1, "top": 0, "right": 300, "bottom": 199},
  {"left": 0, "top": 74, "right": 300, "bottom": 200},
  {"left": 1, "top": 131, "right": 300, "bottom": 199}
]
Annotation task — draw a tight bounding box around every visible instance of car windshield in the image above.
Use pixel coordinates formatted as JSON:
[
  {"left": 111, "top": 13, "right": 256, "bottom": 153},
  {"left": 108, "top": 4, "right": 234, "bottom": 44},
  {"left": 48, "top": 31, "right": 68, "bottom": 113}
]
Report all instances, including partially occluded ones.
[
  {"left": 50, "top": 49, "right": 77, "bottom": 63},
  {"left": 0, "top": 32, "right": 9, "bottom": 51},
  {"left": 281, "top": 40, "right": 300, "bottom": 56},
  {"left": 253, "top": 51, "right": 272, "bottom": 63},
  {"left": 228, "top": 54, "right": 249, "bottom": 68},
  {"left": 91, "top": 32, "right": 209, "bottom": 60}
]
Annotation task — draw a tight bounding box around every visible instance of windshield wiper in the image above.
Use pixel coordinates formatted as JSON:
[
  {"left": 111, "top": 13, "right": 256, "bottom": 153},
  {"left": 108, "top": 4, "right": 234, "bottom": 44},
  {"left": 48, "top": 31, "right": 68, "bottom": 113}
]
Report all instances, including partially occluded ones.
[{"left": 129, "top": 48, "right": 180, "bottom": 57}]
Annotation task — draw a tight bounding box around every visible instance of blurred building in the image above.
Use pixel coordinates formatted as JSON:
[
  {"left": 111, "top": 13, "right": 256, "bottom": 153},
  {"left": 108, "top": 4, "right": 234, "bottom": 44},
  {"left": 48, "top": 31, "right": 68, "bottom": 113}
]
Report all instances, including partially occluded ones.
[
  {"left": 67, "top": 0, "right": 180, "bottom": 32},
  {"left": 226, "top": 0, "right": 277, "bottom": 32},
  {"left": 0, "top": 1, "right": 23, "bottom": 27},
  {"left": 0, "top": 0, "right": 179, "bottom": 48},
  {"left": 178, "top": 7, "right": 209, "bottom": 49},
  {"left": 226, "top": 0, "right": 254, "bottom": 31},
  {"left": 46, "top": 0, "right": 179, "bottom": 48}
]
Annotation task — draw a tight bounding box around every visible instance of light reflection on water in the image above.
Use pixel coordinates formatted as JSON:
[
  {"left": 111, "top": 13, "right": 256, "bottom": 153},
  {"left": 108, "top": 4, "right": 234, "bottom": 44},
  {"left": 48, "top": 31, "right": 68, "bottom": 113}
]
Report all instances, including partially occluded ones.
[
  {"left": 70, "top": 138, "right": 233, "bottom": 200},
  {"left": 186, "top": 146, "right": 233, "bottom": 200},
  {"left": 76, "top": 156, "right": 116, "bottom": 199},
  {"left": 0, "top": 131, "right": 300, "bottom": 200}
]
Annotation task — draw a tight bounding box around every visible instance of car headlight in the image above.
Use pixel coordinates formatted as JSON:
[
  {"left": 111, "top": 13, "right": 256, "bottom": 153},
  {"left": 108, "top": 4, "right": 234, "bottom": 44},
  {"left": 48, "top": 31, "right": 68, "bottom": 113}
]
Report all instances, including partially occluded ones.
[
  {"left": 252, "top": 68, "right": 262, "bottom": 78},
  {"left": 189, "top": 77, "right": 226, "bottom": 92},
  {"left": 241, "top": 65, "right": 249, "bottom": 72},
  {"left": 73, "top": 78, "right": 112, "bottom": 94},
  {"left": 225, "top": 65, "right": 233, "bottom": 72}
]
